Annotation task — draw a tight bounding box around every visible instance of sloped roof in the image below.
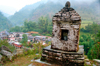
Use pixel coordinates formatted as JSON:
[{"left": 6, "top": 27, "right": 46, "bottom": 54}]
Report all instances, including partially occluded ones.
[
  {"left": 27, "top": 31, "right": 39, "bottom": 34},
  {"left": 0, "top": 31, "right": 9, "bottom": 36},
  {"left": 28, "top": 36, "right": 34, "bottom": 39}
]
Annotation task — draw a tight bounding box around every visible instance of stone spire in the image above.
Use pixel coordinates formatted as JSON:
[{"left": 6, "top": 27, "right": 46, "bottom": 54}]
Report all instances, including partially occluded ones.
[
  {"left": 52, "top": 1, "right": 81, "bottom": 23},
  {"left": 65, "top": 1, "right": 70, "bottom": 8}
]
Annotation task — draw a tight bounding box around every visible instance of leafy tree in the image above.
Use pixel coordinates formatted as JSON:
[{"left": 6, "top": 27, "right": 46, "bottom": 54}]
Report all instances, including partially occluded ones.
[
  {"left": 38, "top": 16, "right": 47, "bottom": 33},
  {"left": 96, "top": 31, "right": 100, "bottom": 42},
  {"left": 79, "top": 34, "right": 95, "bottom": 55},
  {"left": 37, "top": 16, "right": 52, "bottom": 35},
  {"left": 87, "top": 43, "right": 100, "bottom": 59},
  {"left": 9, "top": 26, "right": 22, "bottom": 32},
  {"left": 21, "top": 34, "right": 28, "bottom": 46},
  {"left": 32, "top": 34, "right": 40, "bottom": 36},
  {"left": 10, "top": 16, "right": 53, "bottom": 36},
  {"left": 87, "top": 27, "right": 100, "bottom": 59},
  {"left": 24, "top": 20, "right": 37, "bottom": 32}
]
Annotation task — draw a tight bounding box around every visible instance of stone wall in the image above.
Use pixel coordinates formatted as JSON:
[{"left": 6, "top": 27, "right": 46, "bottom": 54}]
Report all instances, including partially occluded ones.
[{"left": 41, "top": 45, "right": 84, "bottom": 66}]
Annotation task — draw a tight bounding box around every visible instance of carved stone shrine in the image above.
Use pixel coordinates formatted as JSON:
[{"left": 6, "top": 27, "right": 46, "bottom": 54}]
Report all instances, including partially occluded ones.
[{"left": 41, "top": 1, "right": 84, "bottom": 66}]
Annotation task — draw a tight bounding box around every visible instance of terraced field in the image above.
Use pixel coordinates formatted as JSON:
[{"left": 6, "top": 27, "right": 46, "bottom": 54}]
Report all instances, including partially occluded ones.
[{"left": 81, "top": 20, "right": 93, "bottom": 28}]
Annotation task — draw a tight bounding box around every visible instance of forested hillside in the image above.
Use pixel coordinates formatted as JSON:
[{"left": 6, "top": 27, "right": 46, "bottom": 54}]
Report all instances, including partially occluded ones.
[
  {"left": 8, "top": 1, "right": 43, "bottom": 26},
  {"left": 0, "top": 12, "right": 12, "bottom": 31},
  {"left": 29, "top": 2, "right": 63, "bottom": 21},
  {"left": 8, "top": 0, "right": 100, "bottom": 26}
]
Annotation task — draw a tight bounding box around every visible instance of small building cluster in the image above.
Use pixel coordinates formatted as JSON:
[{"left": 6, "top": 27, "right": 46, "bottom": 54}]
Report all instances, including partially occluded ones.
[{"left": 0, "top": 31, "right": 51, "bottom": 49}]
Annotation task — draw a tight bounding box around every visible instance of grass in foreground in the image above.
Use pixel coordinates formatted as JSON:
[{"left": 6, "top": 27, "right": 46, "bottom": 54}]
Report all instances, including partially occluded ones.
[{"left": 4, "top": 54, "right": 42, "bottom": 66}]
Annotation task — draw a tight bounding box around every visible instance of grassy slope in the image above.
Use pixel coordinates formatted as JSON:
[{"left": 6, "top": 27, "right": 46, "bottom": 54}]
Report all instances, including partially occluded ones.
[
  {"left": 4, "top": 54, "right": 38, "bottom": 66},
  {"left": 4, "top": 54, "right": 60, "bottom": 66}
]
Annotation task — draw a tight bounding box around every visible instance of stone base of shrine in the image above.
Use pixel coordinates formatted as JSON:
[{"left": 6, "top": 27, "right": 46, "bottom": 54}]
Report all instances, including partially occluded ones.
[{"left": 41, "top": 45, "right": 84, "bottom": 66}]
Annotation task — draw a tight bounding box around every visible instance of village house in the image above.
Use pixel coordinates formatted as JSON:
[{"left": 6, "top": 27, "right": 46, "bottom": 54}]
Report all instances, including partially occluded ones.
[
  {"left": 34, "top": 36, "right": 46, "bottom": 42},
  {"left": 34, "top": 36, "right": 51, "bottom": 45},
  {"left": 12, "top": 32, "right": 24, "bottom": 42},
  {"left": 8, "top": 33, "right": 15, "bottom": 41},
  {"left": 27, "top": 31, "right": 39, "bottom": 35},
  {"left": 12, "top": 41, "right": 22, "bottom": 49},
  {"left": 8, "top": 41, "right": 15, "bottom": 46},
  {"left": 28, "top": 35, "right": 34, "bottom": 42},
  {"left": 0, "top": 31, "right": 9, "bottom": 40}
]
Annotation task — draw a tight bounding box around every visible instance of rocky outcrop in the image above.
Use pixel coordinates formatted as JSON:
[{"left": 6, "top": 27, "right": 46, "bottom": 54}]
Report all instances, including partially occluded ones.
[{"left": 0, "top": 46, "right": 13, "bottom": 60}]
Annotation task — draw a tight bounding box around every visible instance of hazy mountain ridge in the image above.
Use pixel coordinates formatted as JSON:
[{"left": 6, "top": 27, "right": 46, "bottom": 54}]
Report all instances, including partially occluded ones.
[
  {"left": 2, "top": 12, "right": 10, "bottom": 17},
  {"left": 0, "top": 12, "right": 12, "bottom": 31},
  {"left": 8, "top": 0, "right": 100, "bottom": 26},
  {"left": 8, "top": 1, "right": 43, "bottom": 26},
  {"left": 29, "top": 2, "right": 63, "bottom": 21}
]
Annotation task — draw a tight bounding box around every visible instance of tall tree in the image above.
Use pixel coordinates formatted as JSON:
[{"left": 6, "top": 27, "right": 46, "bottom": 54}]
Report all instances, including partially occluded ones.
[{"left": 21, "top": 34, "right": 28, "bottom": 45}]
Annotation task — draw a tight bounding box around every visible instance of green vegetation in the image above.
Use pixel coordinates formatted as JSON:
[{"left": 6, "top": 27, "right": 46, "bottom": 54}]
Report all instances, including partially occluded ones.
[
  {"left": 0, "top": 40, "right": 15, "bottom": 52},
  {"left": 79, "top": 34, "right": 95, "bottom": 55},
  {"left": 20, "top": 34, "right": 28, "bottom": 47},
  {"left": 87, "top": 43, "right": 100, "bottom": 59},
  {"left": 4, "top": 42, "right": 49, "bottom": 66},
  {"left": 32, "top": 34, "right": 40, "bottom": 36},
  {"left": 37, "top": 16, "right": 52, "bottom": 35},
  {"left": 10, "top": 16, "right": 52, "bottom": 36},
  {"left": 0, "top": 12, "right": 12, "bottom": 31},
  {"left": 80, "top": 22, "right": 100, "bottom": 34},
  {"left": 80, "top": 23, "right": 100, "bottom": 59},
  {"left": 87, "top": 31, "right": 100, "bottom": 59}
]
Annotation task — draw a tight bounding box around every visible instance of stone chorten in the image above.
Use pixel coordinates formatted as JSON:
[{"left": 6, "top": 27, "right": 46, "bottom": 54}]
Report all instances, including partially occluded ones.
[
  {"left": 41, "top": 2, "right": 84, "bottom": 66},
  {"left": 51, "top": 1, "right": 81, "bottom": 52}
]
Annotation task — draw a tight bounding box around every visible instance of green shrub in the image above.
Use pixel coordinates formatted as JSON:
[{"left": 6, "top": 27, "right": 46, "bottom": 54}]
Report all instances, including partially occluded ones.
[
  {"left": 0, "top": 40, "right": 16, "bottom": 52},
  {"left": 79, "top": 34, "right": 95, "bottom": 55},
  {"left": 32, "top": 34, "right": 40, "bottom": 36},
  {"left": 34, "top": 54, "right": 41, "bottom": 60},
  {"left": 87, "top": 43, "right": 100, "bottom": 59}
]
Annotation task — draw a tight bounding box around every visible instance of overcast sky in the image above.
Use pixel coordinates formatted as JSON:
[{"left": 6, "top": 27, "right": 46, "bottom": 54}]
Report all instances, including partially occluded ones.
[
  {"left": 0, "top": 0, "right": 96, "bottom": 10},
  {"left": 0, "top": 0, "right": 41, "bottom": 11},
  {"left": 0, "top": 0, "right": 98, "bottom": 15}
]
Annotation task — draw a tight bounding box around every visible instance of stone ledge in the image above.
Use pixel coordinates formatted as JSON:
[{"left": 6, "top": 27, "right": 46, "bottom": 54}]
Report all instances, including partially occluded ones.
[
  {"left": 41, "top": 45, "right": 84, "bottom": 66},
  {"left": 43, "top": 45, "right": 84, "bottom": 54}
]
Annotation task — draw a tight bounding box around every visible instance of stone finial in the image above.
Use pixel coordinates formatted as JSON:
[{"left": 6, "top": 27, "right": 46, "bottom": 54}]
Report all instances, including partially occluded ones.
[{"left": 65, "top": 1, "right": 70, "bottom": 8}]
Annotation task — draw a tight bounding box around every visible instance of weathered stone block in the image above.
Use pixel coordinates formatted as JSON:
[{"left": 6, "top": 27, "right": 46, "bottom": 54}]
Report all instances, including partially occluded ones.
[
  {"left": 41, "top": 45, "right": 84, "bottom": 65},
  {"left": 0, "top": 50, "right": 13, "bottom": 60},
  {"left": 71, "top": 16, "right": 81, "bottom": 21}
]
